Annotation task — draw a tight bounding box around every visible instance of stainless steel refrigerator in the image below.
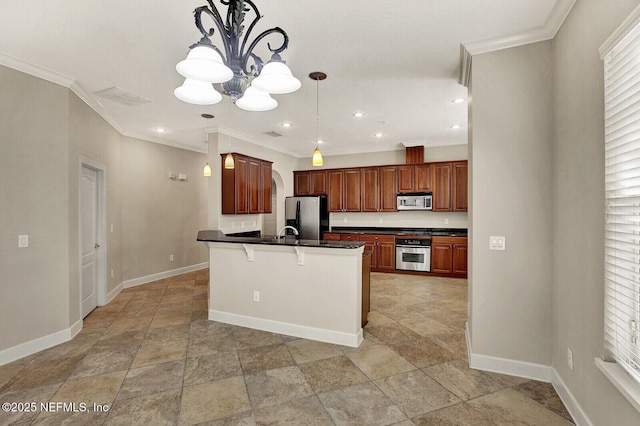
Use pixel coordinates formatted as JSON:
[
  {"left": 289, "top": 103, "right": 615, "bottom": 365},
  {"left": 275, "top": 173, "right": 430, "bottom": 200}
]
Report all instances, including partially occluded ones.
[{"left": 284, "top": 195, "right": 329, "bottom": 240}]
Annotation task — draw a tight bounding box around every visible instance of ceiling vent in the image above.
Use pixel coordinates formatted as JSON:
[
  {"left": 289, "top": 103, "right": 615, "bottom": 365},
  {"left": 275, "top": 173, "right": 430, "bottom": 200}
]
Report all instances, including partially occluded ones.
[
  {"left": 93, "top": 87, "right": 151, "bottom": 106},
  {"left": 264, "top": 131, "right": 282, "bottom": 137}
]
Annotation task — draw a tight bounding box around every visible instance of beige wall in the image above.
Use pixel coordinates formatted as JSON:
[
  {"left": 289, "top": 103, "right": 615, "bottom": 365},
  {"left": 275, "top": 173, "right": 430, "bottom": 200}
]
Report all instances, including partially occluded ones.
[
  {"left": 552, "top": 0, "right": 640, "bottom": 423},
  {"left": 469, "top": 1, "right": 640, "bottom": 423},
  {"left": 0, "top": 65, "right": 71, "bottom": 350},
  {"left": 0, "top": 65, "right": 209, "bottom": 359},
  {"left": 469, "top": 41, "right": 554, "bottom": 364}
]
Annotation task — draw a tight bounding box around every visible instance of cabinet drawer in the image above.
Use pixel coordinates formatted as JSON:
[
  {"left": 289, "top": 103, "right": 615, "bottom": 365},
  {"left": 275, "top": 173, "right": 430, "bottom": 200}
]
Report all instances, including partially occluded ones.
[
  {"left": 359, "top": 234, "right": 395, "bottom": 243},
  {"left": 340, "top": 234, "right": 359, "bottom": 241},
  {"left": 323, "top": 233, "right": 341, "bottom": 241},
  {"left": 431, "top": 236, "right": 467, "bottom": 245}
]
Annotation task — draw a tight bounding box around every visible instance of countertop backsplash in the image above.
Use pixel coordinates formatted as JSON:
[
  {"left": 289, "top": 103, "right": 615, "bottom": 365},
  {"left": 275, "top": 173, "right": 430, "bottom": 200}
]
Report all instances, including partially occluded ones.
[{"left": 329, "top": 211, "right": 468, "bottom": 230}]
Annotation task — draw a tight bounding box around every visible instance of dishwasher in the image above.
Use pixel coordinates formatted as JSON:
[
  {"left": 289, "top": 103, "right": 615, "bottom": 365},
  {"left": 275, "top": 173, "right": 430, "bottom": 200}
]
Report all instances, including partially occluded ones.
[{"left": 395, "top": 237, "right": 431, "bottom": 272}]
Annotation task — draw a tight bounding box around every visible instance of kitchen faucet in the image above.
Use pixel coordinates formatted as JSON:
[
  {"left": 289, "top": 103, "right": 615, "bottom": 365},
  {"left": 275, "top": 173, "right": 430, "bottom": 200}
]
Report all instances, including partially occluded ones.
[{"left": 278, "top": 225, "right": 299, "bottom": 239}]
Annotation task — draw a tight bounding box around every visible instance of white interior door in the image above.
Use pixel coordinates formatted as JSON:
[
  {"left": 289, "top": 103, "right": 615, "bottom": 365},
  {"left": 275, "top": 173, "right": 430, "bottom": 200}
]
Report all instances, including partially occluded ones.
[{"left": 81, "top": 166, "right": 99, "bottom": 317}]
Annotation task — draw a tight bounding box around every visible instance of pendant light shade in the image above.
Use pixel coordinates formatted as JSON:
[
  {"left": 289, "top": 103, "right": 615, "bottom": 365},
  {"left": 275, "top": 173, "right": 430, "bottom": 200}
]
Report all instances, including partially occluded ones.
[
  {"left": 176, "top": 46, "right": 234, "bottom": 83},
  {"left": 203, "top": 162, "right": 212, "bottom": 177},
  {"left": 235, "top": 86, "right": 278, "bottom": 111},
  {"left": 312, "top": 146, "right": 323, "bottom": 167},
  {"left": 251, "top": 56, "right": 301, "bottom": 94},
  {"left": 175, "top": 79, "right": 222, "bottom": 105},
  {"left": 224, "top": 153, "right": 235, "bottom": 169}
]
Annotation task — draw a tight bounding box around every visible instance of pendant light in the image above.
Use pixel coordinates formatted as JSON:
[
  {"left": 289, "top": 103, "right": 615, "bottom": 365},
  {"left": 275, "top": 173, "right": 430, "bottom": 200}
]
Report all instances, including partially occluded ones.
[
  {"left": 202, "top": 113, "right": 214, "bottom": 176},
  {"left": 222, "top": 102, "right": 235, "bottom": 169},
  {"left": 310, "top": 72, "right": 326, "bottom": 167}
]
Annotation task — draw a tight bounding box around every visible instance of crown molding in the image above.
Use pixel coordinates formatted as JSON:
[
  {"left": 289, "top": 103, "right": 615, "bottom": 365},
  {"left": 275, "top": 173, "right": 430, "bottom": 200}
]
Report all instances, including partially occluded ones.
[
  {"left": 462, "top": 0, "right": 576, "bottom": 55},
  {"left": 0, "top": 52, "right": 74, "bottom": 87},
  {"left": 599, "top": 2, "right": 640, "bottom": 58}
]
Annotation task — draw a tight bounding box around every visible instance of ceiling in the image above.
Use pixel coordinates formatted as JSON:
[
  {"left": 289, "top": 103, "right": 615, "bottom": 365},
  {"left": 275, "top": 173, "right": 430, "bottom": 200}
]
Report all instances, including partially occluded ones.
[{"left": 0, "top": 0, "right": 574, "bottom": 157}]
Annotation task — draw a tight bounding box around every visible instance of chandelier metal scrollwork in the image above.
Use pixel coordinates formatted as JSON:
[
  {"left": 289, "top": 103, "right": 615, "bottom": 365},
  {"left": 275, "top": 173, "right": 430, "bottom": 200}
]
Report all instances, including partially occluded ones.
[{"left": 174, "top": 0, "right": 300, "bottom": 111}]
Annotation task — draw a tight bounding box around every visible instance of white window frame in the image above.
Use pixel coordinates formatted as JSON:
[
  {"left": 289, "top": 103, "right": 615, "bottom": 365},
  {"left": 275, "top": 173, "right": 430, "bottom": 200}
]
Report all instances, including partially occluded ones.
[{"left": 598, "top": 3, "right": 640, "bottom": 413}]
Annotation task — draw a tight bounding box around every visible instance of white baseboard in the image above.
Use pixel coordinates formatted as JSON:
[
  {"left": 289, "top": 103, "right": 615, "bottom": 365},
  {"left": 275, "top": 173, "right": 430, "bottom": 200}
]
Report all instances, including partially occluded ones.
[
  {"left": 122, "top": 262, "right": 209, "bottom": 289},
  {"left": 0, "top": 318, "right": 83, "bottom": 367},
  {"left": 0, "top": 264, "right": 209, "bottom": 367},
  {"left": 105, "top": 281, "right": 123, "bottom": 305},
  {"left": 209, "top": 309, "right": 363, "bottom": 348},
  {"left": 551, "top": 369, "right": 593, "bottom": 426},
  {"left": 465, "top": 323, "right": 591, "bottom": 425}
]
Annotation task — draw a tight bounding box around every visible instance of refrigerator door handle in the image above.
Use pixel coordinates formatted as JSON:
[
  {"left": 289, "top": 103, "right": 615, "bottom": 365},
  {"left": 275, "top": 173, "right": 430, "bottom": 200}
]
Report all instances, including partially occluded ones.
[{"left": 295, "top": 201, "right": 301, "bottom": 238}]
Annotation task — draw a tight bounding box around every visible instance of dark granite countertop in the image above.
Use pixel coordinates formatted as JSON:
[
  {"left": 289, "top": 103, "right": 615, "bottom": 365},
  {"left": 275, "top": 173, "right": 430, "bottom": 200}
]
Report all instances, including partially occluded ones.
[
  {"left": 328, "top": 227, "right": 467, "bottom": 237},
  {"left": 197, "top": 230, "right": 365, "bottom": 249}
]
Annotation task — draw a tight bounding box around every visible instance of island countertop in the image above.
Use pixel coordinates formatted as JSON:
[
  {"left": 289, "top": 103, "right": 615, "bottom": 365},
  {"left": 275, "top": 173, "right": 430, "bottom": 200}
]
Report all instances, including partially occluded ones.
[{"left": 197, "top": 230, "right": 365, "bottom": 249}]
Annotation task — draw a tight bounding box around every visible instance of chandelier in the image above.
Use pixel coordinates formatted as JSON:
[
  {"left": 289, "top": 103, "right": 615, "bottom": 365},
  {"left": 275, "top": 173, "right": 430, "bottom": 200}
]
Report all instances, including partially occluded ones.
[{"left": 174, "top": 0, "right": 301, "bottom": 111}]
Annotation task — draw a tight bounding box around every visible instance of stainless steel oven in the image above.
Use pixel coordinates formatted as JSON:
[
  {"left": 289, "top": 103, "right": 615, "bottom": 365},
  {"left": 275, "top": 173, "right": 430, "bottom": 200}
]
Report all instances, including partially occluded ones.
[{"left": 395, "top": 237, "right": 431, "bottom": 272}]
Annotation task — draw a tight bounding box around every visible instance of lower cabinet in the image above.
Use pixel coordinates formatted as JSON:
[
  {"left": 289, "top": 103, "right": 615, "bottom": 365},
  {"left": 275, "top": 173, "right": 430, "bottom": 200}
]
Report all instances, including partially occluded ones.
[
  {"left": 431, "top": 236, "right": 468, "bottom": 277},
  {"left": 360, "top": 234, "right": 395, "bottom": 272}
]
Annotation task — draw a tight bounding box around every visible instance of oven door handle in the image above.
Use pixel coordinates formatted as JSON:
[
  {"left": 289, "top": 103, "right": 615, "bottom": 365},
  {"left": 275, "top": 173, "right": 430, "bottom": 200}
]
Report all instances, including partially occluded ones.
[{"left": 396, "top": 245, "right": 430, "bottom": 248}]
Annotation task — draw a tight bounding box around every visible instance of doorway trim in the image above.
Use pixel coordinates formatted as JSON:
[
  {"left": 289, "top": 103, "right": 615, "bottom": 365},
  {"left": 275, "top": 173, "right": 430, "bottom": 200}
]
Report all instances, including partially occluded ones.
[{"left": 79, "top": 156, "right": 107, "bottom": 313}]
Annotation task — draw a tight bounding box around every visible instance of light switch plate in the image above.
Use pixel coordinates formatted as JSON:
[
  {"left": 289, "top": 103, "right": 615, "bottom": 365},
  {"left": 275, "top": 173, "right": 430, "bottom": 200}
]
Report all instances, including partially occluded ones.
[
  {"left": 18, "top": 234, "right": 29, "bottom": 248},
  {"left": 489, "top": 236, "right": 506, "bottom": 251}
]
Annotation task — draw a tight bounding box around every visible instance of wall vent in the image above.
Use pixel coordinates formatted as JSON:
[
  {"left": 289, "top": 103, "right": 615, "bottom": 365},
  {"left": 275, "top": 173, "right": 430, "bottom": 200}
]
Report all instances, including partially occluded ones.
[
  {"left": 93, "top": 86, "right": 151, "bottom": 106},
  {"left": 264, "top": 131, "right": 282, "bottom": 137}
]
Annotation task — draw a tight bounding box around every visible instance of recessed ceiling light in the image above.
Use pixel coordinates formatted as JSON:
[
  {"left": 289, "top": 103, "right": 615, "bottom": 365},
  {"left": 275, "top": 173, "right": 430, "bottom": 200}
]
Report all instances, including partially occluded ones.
[
  {"left": 353, "top": 112, "right": 365, "bottom": 118},
  {"left": 452, "top": 98, "right": 465, "bottom": 104},
  {"left": 280, "top": 122, "right": 292, "bottom": 128},
  {"left": 374, "top": 132, "right": 384, "bottom": 138},
  {"left": 155, "top": 128, "right": 167, "bottom": 133},
  {"left": 316, "top": 139, "right": 324, "bottom": 144},
  {"left": 451, "top": 124, "right": 461, "bottom": 129}
]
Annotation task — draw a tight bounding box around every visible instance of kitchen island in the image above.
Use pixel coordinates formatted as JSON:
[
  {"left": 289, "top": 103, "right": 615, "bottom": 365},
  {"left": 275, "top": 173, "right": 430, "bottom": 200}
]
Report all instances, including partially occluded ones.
[{"left": 197, "top": 230, "right": 366, "bottom": 347}]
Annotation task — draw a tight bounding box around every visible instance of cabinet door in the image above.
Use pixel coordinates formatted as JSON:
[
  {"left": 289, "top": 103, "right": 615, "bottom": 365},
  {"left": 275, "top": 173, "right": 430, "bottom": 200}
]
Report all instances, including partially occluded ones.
[
  {"left": 379, "top": 166, "right": 397, "bottom": 212},
  {"left": 261, "top": 161, "right": 272, "bottom": 213},
  {"left": 234, "top": 155, "right": 249, "bottom": 214},
  {"left": 361, "top": 167, "right": 379, "bottom": 212},
  {"left": 294, "top": 171, "right": 310, "bottom": 195},
  {"left": 344, "top": 169, "right": 362, "bottom": 212},
  {"left": 397, "top": 165, "right": 414, "bottom": 193},
  {"left": 310, "top": 170, "right": 327, "bottom": 195},
  {"left": 431, "top": 243, "right": 453, "bottom": 274},
  {"left": 452, "top": 161, "right": 468, "bottom": 212},
  {"left": 415, "top": 163, "right": 432, "bottom": 192},
  {"left": 248, "top": 158, "right": 261, "bottom": 214},
  {"left": 376, "top": 241, "right": 396, "bottom": 271},
  {"left": 453, "top": 243, "right": 468, "bottom": 276},
  {"left": 363, "top": 241, "right": 376, "bottom": 269},
  {"left": 327, "top": 170, "right": 344, "bottom": 212},
  {"left": 433, "top": 163, "right": 452, "bottom": 212}
]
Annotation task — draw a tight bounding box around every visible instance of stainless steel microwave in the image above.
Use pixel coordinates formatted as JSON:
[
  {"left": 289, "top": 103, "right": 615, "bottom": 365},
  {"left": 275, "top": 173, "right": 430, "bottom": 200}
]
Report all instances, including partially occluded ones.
[{"left": 397, "top": 192, "right": 432, "bottom": 211}]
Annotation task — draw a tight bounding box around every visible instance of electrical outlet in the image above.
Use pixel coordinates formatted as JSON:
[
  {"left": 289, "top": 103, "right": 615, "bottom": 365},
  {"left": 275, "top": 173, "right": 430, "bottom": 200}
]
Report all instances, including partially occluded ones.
[
  {"left": 444, "top": 218, "right": 449, "bottom": 225},
  {"left": 567, "top": 348, "right": 574, "bottom": 370},
  {"left": 169, "top": 254, "right": 174, "bottom": 262},
  {"left": 253, "top": 291, "right": 260, "bottom": 302},
  {"left": 18, "top": 234, "right": 29, "bottom": 248}
]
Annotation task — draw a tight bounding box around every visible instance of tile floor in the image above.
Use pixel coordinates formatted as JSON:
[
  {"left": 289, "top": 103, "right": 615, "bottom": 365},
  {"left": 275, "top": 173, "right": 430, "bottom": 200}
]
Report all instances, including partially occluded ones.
[{"left": 0, "top": 270, "right": 574, "bottom": 425}]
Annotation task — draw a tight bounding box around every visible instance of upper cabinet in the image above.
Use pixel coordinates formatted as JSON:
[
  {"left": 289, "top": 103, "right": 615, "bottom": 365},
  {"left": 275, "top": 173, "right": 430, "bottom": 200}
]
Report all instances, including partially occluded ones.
[
  {"left": 221, "top": 153, "right": 272, "bottom": 215},
  {"left": 293, "top": 170, "right": 327, "bottom": 195},
  {"left": 293, "top": 159, "right": 467, "bottom": 213},
  {"left": 433, "top": 161, "right": 467, "bottom": 212}
]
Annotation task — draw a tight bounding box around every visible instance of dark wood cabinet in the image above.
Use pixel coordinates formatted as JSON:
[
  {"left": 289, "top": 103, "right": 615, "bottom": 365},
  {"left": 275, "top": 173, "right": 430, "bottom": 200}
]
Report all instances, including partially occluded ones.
[
  {"left": 452, "top": 161, "right": 468, "bottom": 212},
  {"left": 360, "top": 234, "right": 395, "bottom": 271},
  {"left": 328, "top": 169, "right": 361, "bottom": 212},
  {"left": 221, "top": 153, "right": 272, "bottom": 215},
  {"left": 295, "top": 160, "right": 465, "bottom": 213},
  {"left": 361, "top": 166, "right": 397, "bottom": 212},
  {"left": 323, "top": 232, "right": 341, "bottom": 241},
  {"left": 433, "top": 163, "right": 452, "bottom": 212},
  {"left": 431, "top": 236, "right": 467, "bottom": 277},
  {"left": 397, "top": 163, "right": 432, "bottom": 193},
  {"left": 293, "top": 170, "right": 326, "bottom": 196}
]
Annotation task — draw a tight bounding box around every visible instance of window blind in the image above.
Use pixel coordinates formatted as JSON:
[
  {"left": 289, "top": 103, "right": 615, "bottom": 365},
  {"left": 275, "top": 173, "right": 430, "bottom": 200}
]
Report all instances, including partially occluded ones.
[{"left": 604, "top": 20, "right": 640, "bottom": 385}]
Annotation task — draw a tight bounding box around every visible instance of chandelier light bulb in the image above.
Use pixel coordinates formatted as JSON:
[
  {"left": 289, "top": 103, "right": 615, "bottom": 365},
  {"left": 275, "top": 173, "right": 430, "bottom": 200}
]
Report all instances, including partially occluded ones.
[
  {"left": 174, "top": 79, "right": 222, "bottom": 105},
  {"left": 176, "top": 46, "right": 233, "bottom": 83}
]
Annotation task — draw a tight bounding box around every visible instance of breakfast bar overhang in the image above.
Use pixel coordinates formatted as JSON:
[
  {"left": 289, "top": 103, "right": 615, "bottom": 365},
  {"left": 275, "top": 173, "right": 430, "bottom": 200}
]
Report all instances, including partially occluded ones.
[{"left": 197, "top": 230, "right": 366, "bottom": 347}]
